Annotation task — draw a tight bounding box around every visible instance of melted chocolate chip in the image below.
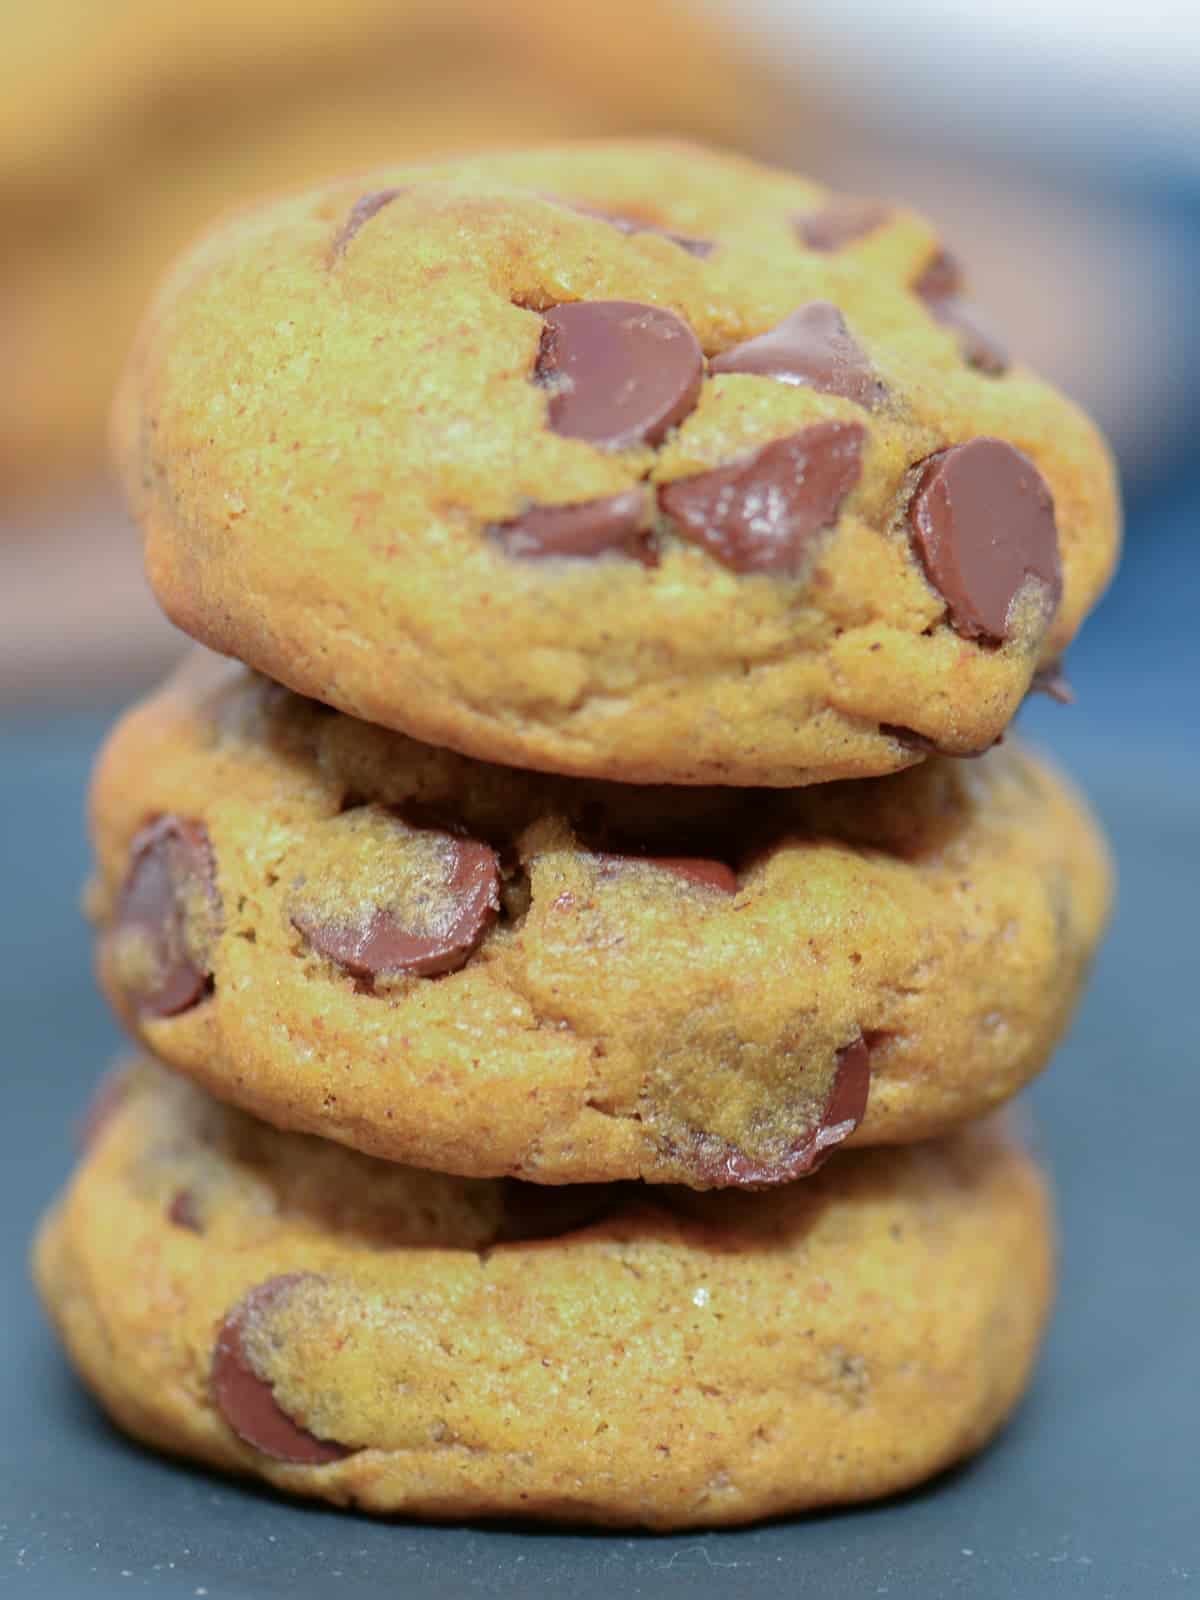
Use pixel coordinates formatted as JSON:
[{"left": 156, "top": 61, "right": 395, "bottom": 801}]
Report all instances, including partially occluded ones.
[
  {"left": 112, "top": 817, "right": 219, "bottom": 1019},
  {"left": 535, "top": 301, "right": 704, "bottom": 450},
  {"left": 795, "top": 198, "right": 891, "bottom": 252},
  {"left": 490, "top": 489, "right": 653, "bottom": 563},
  {"left": 658, "top": 423, "right": 864, "bottom": 575},
  {"left": 329, "top": 188, "right": 405, "bottom": 261},
  {"left": 291, "top": 819, "right": 500, "bottom": 982},
  {"left": 690, "top": 1036, "right": 872, "bottom": 1188},
  {"left": 908, "top": 438, "right": 1061, "bottom": 642},
  {"left": 598, "top": 853, "right": 737, "bottom": 894},
  {"left": 168, "top": 1189, "right": 203, "bottom": 1233},
  {"left": 710, "top": 302, "right": 886, "bottom": 409},
  {"left": 212, "top": 1276, "right": 350, "bottom": 1465},
  {"left": 914, "top": 250, "right": 1009, "bottom": 375},
  {"left": 493, "top": 1181, "right": 616, "bottom": 1243}
]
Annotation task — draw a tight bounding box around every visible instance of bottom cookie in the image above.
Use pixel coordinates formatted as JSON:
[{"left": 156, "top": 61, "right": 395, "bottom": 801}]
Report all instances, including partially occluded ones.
[{"left": 34, "top": 1060, "right": 1055, "bottom": 1529}]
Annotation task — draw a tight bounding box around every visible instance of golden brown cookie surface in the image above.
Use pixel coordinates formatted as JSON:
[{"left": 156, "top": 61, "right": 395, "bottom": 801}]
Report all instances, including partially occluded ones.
[
  {"left": 113, "top": 142, "right": 1120, "bottom": 783},
  {"left": 88, "top": 654, "right": 1111, "bottom": 1186},
  {"left": 35, "top": 1060, "right": 1055, "bottom": 1528}
]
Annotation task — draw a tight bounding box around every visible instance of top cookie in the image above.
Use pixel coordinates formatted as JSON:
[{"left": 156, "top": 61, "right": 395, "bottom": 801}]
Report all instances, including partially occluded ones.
[{"left": 114, "top": 141, "right": 1120, "bottom": 785}]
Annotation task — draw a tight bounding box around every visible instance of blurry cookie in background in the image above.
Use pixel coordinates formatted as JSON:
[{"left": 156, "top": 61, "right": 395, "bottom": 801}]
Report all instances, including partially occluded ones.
[{"left": 0, "top": 0, "right": 758, "bottom": 496}]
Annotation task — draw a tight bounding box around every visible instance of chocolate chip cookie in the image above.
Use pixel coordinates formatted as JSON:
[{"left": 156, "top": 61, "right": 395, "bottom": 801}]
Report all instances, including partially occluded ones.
[
  {"left": 34, "top": 1060, "right": 1055, "bottom": 1528},
  {"left": 113, "top": 141, "right": 1120, "bottom": 784},
  {"left": 87, "top": 653, "right": 1111, "bottom": 1186}
]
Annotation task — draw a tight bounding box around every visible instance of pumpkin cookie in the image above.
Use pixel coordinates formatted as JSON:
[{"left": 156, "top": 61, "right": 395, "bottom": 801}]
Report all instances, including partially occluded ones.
[
  {"left": 34, "top": 1060, "right": 1055, "bottom": 1528},
  {"left": 113, "top": 141, "right": 1119, "bottom": 783},
  {"left": 88, "top": 654, "right": 1111, "bottom": 1186}
]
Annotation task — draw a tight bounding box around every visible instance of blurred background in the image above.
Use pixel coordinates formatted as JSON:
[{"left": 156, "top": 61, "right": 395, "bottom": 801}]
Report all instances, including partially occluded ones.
[{"left": 1, "top": 0, "right": 1197, "bottom": 710}]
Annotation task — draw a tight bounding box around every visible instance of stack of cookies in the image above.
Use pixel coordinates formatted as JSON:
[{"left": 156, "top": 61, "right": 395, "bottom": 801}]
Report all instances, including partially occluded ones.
[{"left": 35, "top": 143, "right": 1120, "bottom": 1529}]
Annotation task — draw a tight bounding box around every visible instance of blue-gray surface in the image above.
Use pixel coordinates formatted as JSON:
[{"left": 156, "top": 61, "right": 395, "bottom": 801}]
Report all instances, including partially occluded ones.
[{"left": 1, "top": 482, "right": 1197, "bottom": 1599}]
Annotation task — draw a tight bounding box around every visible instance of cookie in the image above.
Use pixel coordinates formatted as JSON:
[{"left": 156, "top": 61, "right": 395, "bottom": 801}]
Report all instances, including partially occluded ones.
[
  {"left": 0, "top": 4, "right": 756, "bottom": 492},
  {"left": 87, "top": 653, "right": 1111, "bottom": 1186},
  {"left": 113, "top": 141, "right": 1119, "bottom": 784},
  {"left": 35, "top": 1060, "right": 1055, "bottom": 1528}
]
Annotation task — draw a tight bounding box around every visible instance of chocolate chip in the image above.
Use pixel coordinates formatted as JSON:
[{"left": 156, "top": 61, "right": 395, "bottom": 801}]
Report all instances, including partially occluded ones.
[
  {"left": 490, "top": 489, "right": 654, "bottom": 563},
  {"left": 212, "top": 1276, "right": 350, "bottom": 1465},
  {"left": 168, "top": 1189, "right": 203, "bottom": 1233},
  {"left": 913, "top": 249, "right": 964, "bottom": 302},
  {"left": 111, "top": 817, "right": 219, "bottom": 1019},
  {"left": 879, "top": 724, "right": 999, "bottom": 760},
  {"left": 535, "top": 301, "right": 704, "bottom": 450},
  {"left": 568, "top": 201, "right": 714, "bottom": 258},
  {"left": 598, "top": 853, "right": 737, "bottom": 894},
  {"left": 659, "top": 423, "right": 864, "bottom": 575},
  {"left": 819, "top": 1036, "right": 872, "bottom": 1156},
  {"left": 78, "top": 1071, "right": 126, "bottom": 1154},
  {"left": 291, "top": 816, "right": 500, "bottom": 981},
  {"left": 908, "top": 438, "right": 1061, "bottom": 642},
  {"left": 572, "top": 794, "right": 753, "bottom": 876},
  {"left": 710, "top": 302, "right": 886, "bottom": 409},
  {"left": 914, "top": 250, "right": 1009, "bottom": 375},
  {"left": 1028, "top": 663, "right": 1074, "bottom": 704},
  {"left": 493, "top": 1181, "right": 616, "bottom": 1243},
  {"left": 646, "top": 857, "right": 737, "bottom": 893},
  {"left": 879, "top": 724, "right": 942, "bottom": 757},
  {"left": 690, "top": 1036, "right": 872, "bottom": 1188},
  {"left": 937, "top": 304, "right": 1008, "bottom": 376},
  {"left": 795, "top": 198, "right": 891, "bottom": 251},
  {"left": 651, "top": 231, "right": 713, "bottom": 259},
  {"left": 748, "top": 1035, "right": 871, "bottom": 1183},
  {"left": 329, "top": 188, "right": 404, "bottom": 261}
]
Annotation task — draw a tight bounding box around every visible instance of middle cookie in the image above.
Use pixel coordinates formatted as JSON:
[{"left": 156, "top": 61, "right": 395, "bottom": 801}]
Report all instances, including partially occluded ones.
[{"left": 89, "top": 654, "right": 1110, "bottom": 1188}]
